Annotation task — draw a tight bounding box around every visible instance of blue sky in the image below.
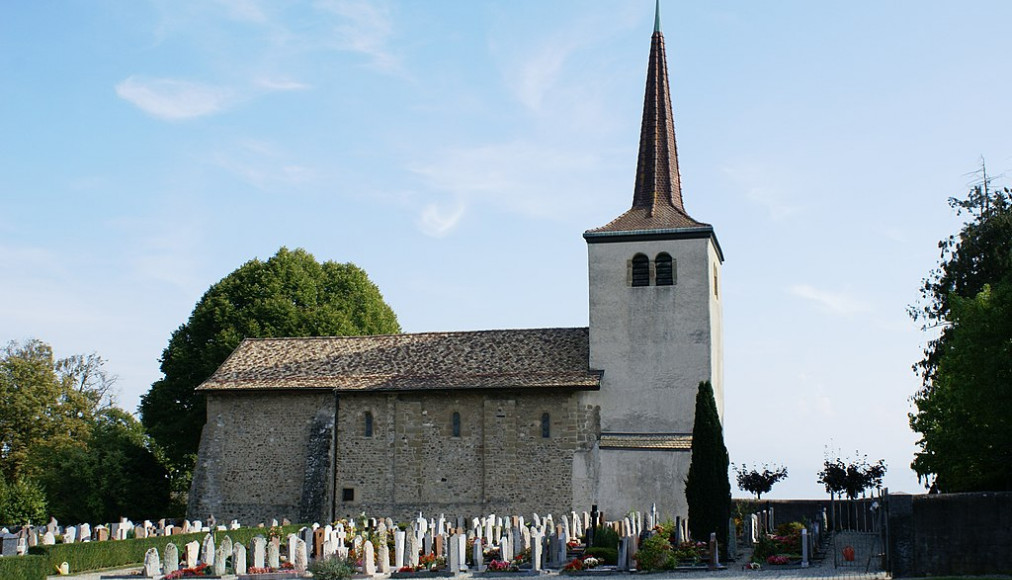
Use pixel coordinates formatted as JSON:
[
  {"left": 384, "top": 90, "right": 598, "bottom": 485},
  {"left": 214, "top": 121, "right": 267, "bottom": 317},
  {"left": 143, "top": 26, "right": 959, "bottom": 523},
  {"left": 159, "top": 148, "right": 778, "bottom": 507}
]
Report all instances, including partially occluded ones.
[{"left": 3, "top": 1, "right": 1012, "bottom": 499}]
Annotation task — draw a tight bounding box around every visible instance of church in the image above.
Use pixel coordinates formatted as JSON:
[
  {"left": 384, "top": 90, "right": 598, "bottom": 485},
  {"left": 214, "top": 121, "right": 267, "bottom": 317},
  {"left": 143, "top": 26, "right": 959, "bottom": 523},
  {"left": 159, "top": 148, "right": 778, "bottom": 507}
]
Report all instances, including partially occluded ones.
[{"left": 187, "top": 6, "right": 724, "bottom": 525}]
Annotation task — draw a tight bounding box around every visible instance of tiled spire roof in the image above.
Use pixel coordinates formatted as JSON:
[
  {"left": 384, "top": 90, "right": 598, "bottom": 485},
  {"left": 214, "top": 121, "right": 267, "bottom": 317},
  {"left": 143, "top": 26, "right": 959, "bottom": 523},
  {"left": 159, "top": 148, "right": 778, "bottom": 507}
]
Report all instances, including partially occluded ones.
[{"left": 586, "top": 2, "right": 708, "bottom": 235}]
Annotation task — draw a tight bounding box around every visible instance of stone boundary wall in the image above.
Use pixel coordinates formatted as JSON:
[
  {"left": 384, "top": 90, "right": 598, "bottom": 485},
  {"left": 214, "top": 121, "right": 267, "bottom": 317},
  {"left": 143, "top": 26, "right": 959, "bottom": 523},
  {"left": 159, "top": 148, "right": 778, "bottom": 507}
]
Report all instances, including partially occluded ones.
[{"left": 887, "top": 491, "right": 1012, "bottom": 577}]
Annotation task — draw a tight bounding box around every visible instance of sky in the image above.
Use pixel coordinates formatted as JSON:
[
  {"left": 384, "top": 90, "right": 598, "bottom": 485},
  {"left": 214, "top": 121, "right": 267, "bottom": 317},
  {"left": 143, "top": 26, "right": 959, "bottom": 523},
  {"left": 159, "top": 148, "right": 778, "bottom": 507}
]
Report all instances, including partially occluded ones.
[{"left": 3, "top": 1, "right": 1012, "bottom": 500}]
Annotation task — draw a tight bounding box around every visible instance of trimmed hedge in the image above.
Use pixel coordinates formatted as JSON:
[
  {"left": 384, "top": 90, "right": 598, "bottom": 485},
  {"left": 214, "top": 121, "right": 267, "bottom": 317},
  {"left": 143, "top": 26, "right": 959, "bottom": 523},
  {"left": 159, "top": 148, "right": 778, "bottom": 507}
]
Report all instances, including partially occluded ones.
[
  {"left": 27, "top": 524, "right": 303, "bottom": 573},
  {"left": 0, "top": 555, "right": 50, "bottom": 580}
]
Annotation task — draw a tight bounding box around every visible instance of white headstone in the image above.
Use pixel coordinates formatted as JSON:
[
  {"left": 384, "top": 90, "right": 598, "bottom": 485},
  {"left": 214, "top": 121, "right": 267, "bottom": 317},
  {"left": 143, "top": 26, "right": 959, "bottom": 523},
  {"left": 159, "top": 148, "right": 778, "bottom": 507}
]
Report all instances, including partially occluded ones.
[
  {"left": 213, "top": 543, "right": 227, "bottom": 575},
  {"left": 164, "top": 543, "right": 179, "bottom": 574},
  {"left": 360, "top": 539, "right": 374, "bottom": 575},
  {"left": 42, "top": 531, "right": 55, "bottom": 545},
  {"left": 295, "top": 538, "right": 309, "bottom": 574},
  {"left": 406, "top": 529, "right": 420, "bottom": 568},
  {"left": 79, "top": 523, "right": 91, "bottom": 542},
  {"left": 394, "top": 529, "right": 406, "bottom": 568},
  {"left": 531, "top": 531, "right": 542, "bottom": 571},
  {"left": 234, "top": 542, "right": 247, "bottom": 575},
  {"left": 252, "top": 536, "right": 266, "bottom": 569},
  {"left": 378, "top": 537, "right": 391, "bottom": 573},
  {"left": 267, "top": 540, "right": 280, "bottom": 569},
  {"left": 184, "top": 541, "right": 199, "bottom": 569},
  {"left": 201, "top": 533, "right": 215, "bottom": 566}
]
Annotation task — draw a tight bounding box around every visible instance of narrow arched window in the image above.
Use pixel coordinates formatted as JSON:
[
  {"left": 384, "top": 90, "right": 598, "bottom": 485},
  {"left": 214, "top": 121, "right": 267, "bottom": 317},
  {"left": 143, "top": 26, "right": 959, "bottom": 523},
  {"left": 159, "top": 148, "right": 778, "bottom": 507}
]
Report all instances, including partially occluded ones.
[
  {"left": 631, "top": 254, "right": 649, "bottom": 287},
  {"left": 541, "top": 413, "right": 551, "bottom": 438},
  {"left": 656, "top": 253, "right": 674, "bottom": 286},
  {"left": 364, "top": 412, "right": 373, "bottom": 437},
  {"left": 452, "top": 412, "right": 461, "bottom": 437}
]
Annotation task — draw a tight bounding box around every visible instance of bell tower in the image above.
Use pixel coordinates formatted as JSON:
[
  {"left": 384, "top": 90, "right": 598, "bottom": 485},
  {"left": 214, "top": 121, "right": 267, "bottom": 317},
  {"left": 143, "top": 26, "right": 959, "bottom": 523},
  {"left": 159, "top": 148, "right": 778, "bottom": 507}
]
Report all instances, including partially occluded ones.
[{"left": 574, "top": 1, "right": 724, "bottom": 518}]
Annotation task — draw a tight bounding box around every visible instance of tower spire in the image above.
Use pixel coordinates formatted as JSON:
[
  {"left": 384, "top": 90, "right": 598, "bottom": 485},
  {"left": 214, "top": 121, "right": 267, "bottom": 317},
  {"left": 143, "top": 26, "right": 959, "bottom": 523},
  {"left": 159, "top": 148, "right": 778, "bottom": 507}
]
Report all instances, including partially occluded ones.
[
  {"left": 633, "top": 3, "right": 684, "bottom": 216},
  {"left": 585, "top": 3, "right": 710, "bottom": 236}
]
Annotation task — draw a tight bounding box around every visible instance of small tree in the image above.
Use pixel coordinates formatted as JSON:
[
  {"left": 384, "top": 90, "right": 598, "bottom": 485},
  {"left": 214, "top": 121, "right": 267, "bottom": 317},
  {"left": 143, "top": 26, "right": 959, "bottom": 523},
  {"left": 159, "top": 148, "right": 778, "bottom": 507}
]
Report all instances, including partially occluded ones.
[
  {"left": 818, "top": 451, "right": 887, "bottom": 530},
  {"left": 733, "top": 463, "right": 788, "bottom": 500},
  {"left": 685, "top": 381, "right": 731, "bottom": 545}
]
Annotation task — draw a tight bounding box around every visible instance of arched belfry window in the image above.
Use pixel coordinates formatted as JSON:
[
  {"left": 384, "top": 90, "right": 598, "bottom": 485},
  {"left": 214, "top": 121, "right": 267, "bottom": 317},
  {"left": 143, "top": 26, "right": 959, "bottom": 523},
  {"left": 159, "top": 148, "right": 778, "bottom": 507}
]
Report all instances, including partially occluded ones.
[
  {"left": 631, "top": 254, "right": 650, "bottom": 287},
  {"left": 364, "top": 412, "right": 373, "bottom": 437},
  {"left": 541, "top": 413, "right": 551, "bottom": 438},
  {"left": 655, "top": 253, "right": 674, "bottom": 286},
  {"left": 452, "top": 411, "right": 461, "bottom": 437}
]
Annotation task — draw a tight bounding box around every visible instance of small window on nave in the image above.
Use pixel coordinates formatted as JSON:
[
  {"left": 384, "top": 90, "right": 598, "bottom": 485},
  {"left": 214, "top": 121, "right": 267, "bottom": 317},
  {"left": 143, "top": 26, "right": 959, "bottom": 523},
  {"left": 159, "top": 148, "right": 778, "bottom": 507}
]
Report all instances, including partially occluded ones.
[
  {"left": 656, "top": 253, "right": 674, "bottom": 286},
  {"left": 452, "top": 411, "right": 461, "bottom": 437},
  {"left": 541, "top": 413, "right": 551, "bottom": 438},
  {"left": 631, "top": 254, "right": 650, "bottom": 287},
  {"left": 364, "top": 412, "right": 373, "bottom": 437}
]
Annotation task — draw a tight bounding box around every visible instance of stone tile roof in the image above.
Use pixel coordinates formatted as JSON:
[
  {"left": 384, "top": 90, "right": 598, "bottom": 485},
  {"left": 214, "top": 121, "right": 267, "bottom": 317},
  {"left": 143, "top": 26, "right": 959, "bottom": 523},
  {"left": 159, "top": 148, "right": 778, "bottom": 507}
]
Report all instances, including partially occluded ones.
[
  {"left": 598, "top": 433, "right": 692, "bottom": 451},
  {"left": 197, "top": 327, "right": 601, "bottom": 393},
  {"left": 585, "top": 204, "right": 709, "bottom": 235}
]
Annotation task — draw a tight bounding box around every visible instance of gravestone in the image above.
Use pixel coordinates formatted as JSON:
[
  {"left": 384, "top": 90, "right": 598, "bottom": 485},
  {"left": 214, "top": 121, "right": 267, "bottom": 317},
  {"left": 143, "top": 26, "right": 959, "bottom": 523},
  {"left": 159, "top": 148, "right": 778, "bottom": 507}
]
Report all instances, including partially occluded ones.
[
  {"left": 47, "top": 517, "right": 58, "bottom": 535},
  {"left": 164, "top": 543, "right": 179, "bottom": 574},
  {"left": 472, "top": 538, "right": 484, "bottom": 572},
  {"left": 143, "top": 548, "right": 160, "bottom": 578},
  {"left": 363, "top": 540, "right": 376, "bottom": 575},
  {"left": 324, "top": 538, "right": 337, "bottom": 559},
  {"left": 201, "top": 533, "right": 215, "bottom": 566},
  {"left": 378, "top": 537, "right": 390, "bottom": 573},
  {"left": 288, "top": 533, "right": 300, "bottom": 563},
  {"left": 618, "top": 537, "right": 628, "bottom": 571},
  {"left": 64, "top": 526, "right": 77, "bottom": 543},
  {"left": 251, "top": 536, "right": 266, "bottom": 569},
  {"left": 135, "top": 525, "right": 147, "bottom": 539},
  {"left": 79, "top": 523, "right": 91, "bottom": 542},
  {"left": 727, "top": 517, "right": 737, "bottom": 560},
  {"left": 314, "top": 527, "right": 326, "bottom": 558},
  {"left": 0, "top": 534, "right": 18, "bottom": 557},
  {"left": 392, "top": 526, "right": 404, "bottom": 566},
  {"left": 184, "top": 541, "right": 199, "bottom": 568},
  {"left": 530, "top": 532, "right": 542, "bottom": 572},
  {"left": 213, "top": 543, "right": 227, "bottom": 575},
  {"left": 267, "top": 539, "right": 280, "bottom": 569},
  {"left": 234, "top": 542, "right": 247, "bottom": 575},
  {"left": 406, "top": 529, "right": 420, "bottom": 568},
  {"left": 220, "top": 536, "right": 233, "bottom": 563},
  {"left": 424, "top": 531, "right": 433, "bottom": 556},
  {"left": 801, "top": 529, "right": 809, "bottom": 568},
  {"left": 447, "top": 535, "right": 460, "bottom": 575},
  {"left": 295, "top": 538, "right": 308, "bottom": 574},
  {"left": 42, "top": 531, "right": 55, "bottom": 545}
]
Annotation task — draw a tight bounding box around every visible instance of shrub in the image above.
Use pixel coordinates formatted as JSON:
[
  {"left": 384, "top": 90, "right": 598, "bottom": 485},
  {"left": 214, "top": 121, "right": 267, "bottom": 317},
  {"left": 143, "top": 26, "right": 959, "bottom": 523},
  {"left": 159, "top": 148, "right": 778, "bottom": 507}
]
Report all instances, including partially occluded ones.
[
  {"left": 584, "top": 547, "right": 617, "bottom": 565},
  {"left": 308, "top": 556, "right": 355, "bottom": 580},
  {"left": 588, "top": 526, "right": 619, "bottom": 550},
  {"left": 0, "top": 555, "right": 49, "bottom": 580},
  {"left": 633, "top": 533, "right": 673, "bottom": 571}
]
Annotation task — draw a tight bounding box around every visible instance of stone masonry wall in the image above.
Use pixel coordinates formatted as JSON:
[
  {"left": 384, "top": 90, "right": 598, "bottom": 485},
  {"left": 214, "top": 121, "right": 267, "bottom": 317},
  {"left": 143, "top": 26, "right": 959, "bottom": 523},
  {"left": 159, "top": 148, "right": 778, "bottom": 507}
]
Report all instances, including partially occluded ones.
[
  {"left": 188, "top": 391, "right": 334, "bottom": 524},
  {"left": 335, "top": 391, "right": 591, "bottom": 522}
]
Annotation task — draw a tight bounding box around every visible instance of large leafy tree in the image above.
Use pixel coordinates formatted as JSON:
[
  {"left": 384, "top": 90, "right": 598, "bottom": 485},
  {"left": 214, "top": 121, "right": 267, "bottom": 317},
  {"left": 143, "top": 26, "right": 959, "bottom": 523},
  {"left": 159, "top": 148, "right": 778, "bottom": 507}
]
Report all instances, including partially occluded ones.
[
  {"left": 909, "top": 182, "right": 1012, "bottom": 491},
  {"left": 0, "top": 339, "right": 93, "bottom": 482},
  {"left": 139, "top": 247, "right": 401, "bottom": 500},
  {"left": 29, "top": 407, "right": 170, "bottom": 523},
  {"left": 685, "top": 380, "right": 731, "bottom": 545}
]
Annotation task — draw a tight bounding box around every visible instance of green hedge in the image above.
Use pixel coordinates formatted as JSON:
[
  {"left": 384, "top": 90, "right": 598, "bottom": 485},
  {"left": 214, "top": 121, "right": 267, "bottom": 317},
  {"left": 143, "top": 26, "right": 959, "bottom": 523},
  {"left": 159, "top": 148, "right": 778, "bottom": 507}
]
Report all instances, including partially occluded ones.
[
  {"left": 27, "top": 524, "right": 304, "bottom": 573},
  {"left": 0, "top": 555, "right": 50, "bottom": 580}
]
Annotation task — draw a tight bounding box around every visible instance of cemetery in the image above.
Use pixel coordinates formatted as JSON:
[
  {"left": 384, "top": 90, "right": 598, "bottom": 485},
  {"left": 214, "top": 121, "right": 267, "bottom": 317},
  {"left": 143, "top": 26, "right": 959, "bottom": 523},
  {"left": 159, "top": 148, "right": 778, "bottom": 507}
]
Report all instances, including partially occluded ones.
[{"left": 0, "top": 504, "right": 840, "bottom": 579}]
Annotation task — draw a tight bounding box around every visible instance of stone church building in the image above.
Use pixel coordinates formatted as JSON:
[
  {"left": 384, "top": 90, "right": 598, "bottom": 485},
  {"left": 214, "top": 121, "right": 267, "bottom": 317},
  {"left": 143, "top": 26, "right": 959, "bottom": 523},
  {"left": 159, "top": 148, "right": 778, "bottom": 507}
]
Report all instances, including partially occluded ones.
[{"left": 188, "top": 11, "right": 724, "bottom": 525}]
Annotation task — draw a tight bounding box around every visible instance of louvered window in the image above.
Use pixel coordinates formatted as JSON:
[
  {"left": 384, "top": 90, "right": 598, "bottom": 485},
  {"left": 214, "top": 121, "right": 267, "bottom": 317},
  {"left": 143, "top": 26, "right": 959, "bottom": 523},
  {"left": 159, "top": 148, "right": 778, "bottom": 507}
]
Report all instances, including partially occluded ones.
[
  {"left": 656, "top": 253, "right": 674, "bottom": 286},
  {"left": 631, "top": 254, "right": 650, "bottom": 287}
]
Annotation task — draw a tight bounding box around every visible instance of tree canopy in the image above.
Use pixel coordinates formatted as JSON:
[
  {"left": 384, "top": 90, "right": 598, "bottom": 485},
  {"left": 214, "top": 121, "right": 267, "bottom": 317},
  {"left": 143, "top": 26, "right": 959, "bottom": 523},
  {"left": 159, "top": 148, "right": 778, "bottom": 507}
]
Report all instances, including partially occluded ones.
[
  {"left": 139, "top": 247, "right": 401, "bottom": 502},
  {"left": 733, "top": 463, "right": 788, "bottom": 500},
  {"left": 909, "top": 181, "right": 1012, "bottom": 492},
  {"left": 685, "top": 380, "right": 731, "bottom": 544},
  {"left": 817, "top": 453, "right": 886, "bottom": 499}
]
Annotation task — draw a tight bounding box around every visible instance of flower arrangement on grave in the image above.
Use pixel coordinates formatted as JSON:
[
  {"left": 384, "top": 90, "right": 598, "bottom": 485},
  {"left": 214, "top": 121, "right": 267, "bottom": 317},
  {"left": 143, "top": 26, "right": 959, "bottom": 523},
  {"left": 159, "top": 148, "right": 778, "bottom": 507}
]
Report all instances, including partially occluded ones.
[
  {"left": 561, "top": 558, "right": 584, "bottom": 572},
  {"left": 308, "top": 556, "right": 355, "bottom": 580},
  {"left": 487, "top": 559, "right": 511, "bottom": 572},
  {"left": 672, "top": 540, "right": 707, "bottom": 565},
  {"left": 633, "top": 533, "right": 675, "bottom": 571},
  {"left": 163, "top": 563, "right": 211, "bottom": 578},
  {"left": 483, "top": 546, "right": 501, "bottom": 561},
  {"left": 745, "top": 561, "right": 761, "bottom": 570},
  {"left": 513, "top": 547, "right": 531, "bottom": 564},
  {"left": 750, "top": 521, "right": 803, "bottom": 565},
  {"left": 582, "top": 557, "right": 600, "bottom": 569},
  {"left": 766, "top": 555, "right": 791, "bottom": 565},
  {"left": 267, "top": 524, "right": 284, "bottom": 542}
]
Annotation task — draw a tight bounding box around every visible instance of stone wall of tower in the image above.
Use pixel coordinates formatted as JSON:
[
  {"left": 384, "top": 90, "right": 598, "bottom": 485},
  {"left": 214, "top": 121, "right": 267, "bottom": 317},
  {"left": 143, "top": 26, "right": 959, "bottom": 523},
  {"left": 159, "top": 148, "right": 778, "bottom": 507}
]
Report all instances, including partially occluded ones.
[{"left": 575, "top": 234, "right": 723, "bottom": 519}]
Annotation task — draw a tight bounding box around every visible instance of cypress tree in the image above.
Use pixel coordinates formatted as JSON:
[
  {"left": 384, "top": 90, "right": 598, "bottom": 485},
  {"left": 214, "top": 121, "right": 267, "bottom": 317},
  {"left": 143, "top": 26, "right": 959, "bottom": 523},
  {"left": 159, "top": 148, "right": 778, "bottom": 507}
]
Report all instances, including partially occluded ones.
[{"left": 685, "top": 380, "right": 731, "bottom": 545}]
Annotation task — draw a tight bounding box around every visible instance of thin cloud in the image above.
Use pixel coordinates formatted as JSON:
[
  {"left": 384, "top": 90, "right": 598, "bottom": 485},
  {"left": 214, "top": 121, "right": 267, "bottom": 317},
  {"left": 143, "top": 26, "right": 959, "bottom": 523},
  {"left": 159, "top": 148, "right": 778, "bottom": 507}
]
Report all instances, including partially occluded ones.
[
  {"left": 315, "top": 0, "right": 397, "bottom": 69},
  {"left": 408, "top": 140, "right": 601, "bottom": 234},
  {"left": 211, "top": 139, "right": 315, "bottom": 190},
  {"left": 116, "top": 77, "right": 234, "bottom": 120},
  {"left": 255, "top": 77, "right": 311, "bottom": 91},
  {"left": 789, "top": 284, "right": 869, "bottom": 315},
  {"left": 418, "top": 201, "right": 466, "bottom": 238},
  {"left": 215, "top": 0, "right": 268, "bottom": 23}
]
